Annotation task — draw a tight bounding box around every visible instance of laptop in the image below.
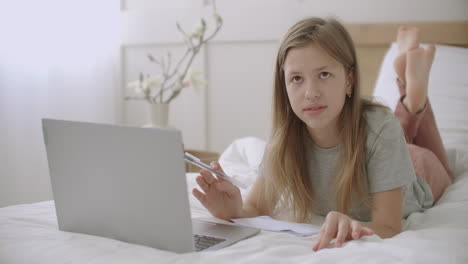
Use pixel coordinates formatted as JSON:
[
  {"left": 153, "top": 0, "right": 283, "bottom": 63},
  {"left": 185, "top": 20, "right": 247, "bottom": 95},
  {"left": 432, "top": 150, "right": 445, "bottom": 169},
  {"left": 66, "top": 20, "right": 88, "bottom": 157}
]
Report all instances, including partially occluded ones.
[{"left": 42, "top": 119, "right": 259, "bottom": 253}]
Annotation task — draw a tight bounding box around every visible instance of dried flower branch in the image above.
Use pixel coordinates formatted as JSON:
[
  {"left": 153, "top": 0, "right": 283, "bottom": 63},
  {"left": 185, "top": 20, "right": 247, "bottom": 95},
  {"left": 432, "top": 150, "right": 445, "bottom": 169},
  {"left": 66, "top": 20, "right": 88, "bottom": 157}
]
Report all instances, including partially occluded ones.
[{"left": 125, "top": 0, "right": 222, "bottom": 104}]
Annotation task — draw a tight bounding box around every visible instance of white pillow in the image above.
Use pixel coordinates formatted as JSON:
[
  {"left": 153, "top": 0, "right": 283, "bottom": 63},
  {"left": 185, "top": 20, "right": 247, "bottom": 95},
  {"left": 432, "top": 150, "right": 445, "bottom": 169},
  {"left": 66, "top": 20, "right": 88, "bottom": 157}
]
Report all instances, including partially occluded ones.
[
  {"left": 373, "top": 43, "right": 468, "bottom": 149},
  {"left": 218, "top": 137, "right": 266, "bottom": 189}
]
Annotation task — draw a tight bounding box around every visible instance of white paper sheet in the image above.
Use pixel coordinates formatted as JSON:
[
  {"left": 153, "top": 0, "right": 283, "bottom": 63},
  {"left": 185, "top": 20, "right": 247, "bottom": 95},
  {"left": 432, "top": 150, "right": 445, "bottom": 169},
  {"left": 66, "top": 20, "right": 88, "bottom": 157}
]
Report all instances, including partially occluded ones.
[
  {"left": 194, "top": 215, "right": 320, "bottom": 236},
  {"left": 232, "top": 216, "right": 321, "bottom": 236}
]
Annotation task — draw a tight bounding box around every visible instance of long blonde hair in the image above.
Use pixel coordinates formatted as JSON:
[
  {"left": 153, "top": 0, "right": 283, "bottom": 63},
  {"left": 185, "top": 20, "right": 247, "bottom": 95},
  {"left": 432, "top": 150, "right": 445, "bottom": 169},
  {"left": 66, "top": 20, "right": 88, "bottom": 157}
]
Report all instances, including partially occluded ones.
[{"left": 262, "top": 17, "right": 383, "bottom": 222}]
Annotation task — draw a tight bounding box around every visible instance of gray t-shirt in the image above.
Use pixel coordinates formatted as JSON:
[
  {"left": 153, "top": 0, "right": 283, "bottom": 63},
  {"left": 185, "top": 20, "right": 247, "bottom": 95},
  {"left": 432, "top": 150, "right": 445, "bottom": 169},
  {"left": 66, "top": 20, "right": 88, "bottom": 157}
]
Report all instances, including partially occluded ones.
[{"left": 307, "top": 107, "right": 434, "bottom": 221}]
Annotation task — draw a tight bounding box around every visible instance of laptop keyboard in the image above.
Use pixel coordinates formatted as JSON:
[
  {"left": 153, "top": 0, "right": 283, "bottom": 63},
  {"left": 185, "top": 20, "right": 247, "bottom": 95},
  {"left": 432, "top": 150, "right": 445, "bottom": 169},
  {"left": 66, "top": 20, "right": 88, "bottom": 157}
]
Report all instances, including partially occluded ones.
[{"left": 193, "top": 234, "right": 226, "bottom": 251}]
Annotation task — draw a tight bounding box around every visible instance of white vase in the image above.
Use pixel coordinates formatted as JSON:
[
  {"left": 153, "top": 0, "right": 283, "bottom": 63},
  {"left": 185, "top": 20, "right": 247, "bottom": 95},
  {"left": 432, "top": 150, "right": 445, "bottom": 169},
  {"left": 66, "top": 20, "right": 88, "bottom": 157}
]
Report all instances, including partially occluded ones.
[{"left": 144, "top": 103, "right": 170, "bottom": 128}]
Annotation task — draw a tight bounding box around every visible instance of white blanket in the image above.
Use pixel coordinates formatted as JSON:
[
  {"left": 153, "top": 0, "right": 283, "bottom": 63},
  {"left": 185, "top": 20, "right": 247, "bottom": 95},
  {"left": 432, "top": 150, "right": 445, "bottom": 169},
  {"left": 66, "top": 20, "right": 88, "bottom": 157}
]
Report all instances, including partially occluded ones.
[{"left": 1, "top": 137, "right": 468, "bottom": 264}]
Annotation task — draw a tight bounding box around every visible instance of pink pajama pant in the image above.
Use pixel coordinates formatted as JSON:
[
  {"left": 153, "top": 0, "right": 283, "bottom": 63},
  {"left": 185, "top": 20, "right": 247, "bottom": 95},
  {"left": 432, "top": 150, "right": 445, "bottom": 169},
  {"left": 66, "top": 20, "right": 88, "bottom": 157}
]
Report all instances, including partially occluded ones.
[{"left": 394, "top": 80, "right": 453, "bottom": 203}]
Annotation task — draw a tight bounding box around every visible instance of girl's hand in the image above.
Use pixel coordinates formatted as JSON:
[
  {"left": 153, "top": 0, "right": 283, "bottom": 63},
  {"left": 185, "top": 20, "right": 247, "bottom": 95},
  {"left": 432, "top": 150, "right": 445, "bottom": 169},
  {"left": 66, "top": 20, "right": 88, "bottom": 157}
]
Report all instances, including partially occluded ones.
[
  {"left": 313, "top": 211, "right": 375, "bottom": 251},
  {"left": 192, "top": 161, "right": 243, "bottom": 221}
]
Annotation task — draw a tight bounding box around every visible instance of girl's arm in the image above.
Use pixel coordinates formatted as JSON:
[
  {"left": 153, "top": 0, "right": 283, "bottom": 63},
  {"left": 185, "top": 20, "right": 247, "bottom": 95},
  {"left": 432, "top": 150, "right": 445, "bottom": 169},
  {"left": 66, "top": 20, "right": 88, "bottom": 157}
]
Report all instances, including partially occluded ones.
[
  {"left": 366, "top": 187, "right": 403, "bottom": 238},
  {"left": 313, "top": 186, "right": 403, "bottom": 251},
  {"left": 240, "top": 176, "right": 270, "bottom": 218}
]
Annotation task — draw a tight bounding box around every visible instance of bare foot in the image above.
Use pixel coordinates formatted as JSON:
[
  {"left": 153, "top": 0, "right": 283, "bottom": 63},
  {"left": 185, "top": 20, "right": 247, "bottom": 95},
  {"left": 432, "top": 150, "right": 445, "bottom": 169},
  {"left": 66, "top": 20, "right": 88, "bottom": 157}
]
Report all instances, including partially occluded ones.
[
  {"left": 394, "top": 26, "right": 421, "bottom": 82},
  {"left": 397, "top": 26, "right": 421, "bottom": 54},
  {"left": 404, "top": 44, "right": 436, "bottom": 113}
]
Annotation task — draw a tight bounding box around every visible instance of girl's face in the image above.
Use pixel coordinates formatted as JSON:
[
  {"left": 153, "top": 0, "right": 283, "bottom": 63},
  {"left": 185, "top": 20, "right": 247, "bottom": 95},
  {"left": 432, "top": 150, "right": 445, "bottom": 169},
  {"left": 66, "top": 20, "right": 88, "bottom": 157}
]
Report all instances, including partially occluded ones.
[{"left": 283, "top": 41, "right": 352, "bottom": 139}]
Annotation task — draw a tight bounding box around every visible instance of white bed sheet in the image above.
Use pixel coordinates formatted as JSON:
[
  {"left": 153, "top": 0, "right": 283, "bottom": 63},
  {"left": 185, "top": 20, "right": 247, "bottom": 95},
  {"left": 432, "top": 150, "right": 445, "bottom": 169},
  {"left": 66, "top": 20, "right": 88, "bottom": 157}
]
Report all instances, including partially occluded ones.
[{"left": 1, "top": 140, "right": 468, "bottom": 264}]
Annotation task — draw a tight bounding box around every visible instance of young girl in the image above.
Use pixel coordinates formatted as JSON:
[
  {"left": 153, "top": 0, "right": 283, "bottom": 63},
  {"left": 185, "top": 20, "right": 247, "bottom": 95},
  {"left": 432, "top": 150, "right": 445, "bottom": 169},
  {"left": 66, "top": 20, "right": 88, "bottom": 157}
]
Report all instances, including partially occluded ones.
[{"left": 192, "top": 17, "right": 453, "bottom": 251}]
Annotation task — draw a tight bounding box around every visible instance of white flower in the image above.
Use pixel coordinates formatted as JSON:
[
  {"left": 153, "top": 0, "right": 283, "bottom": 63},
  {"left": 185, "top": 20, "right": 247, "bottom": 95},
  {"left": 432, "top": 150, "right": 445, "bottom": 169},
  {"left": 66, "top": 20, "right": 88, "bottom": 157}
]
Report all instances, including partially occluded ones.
[
  {"left": 142, "top": 75, "right": 163, "bottom": 92},
  {"left": 127, "top": 80, "right": 144, "bottom": 95},
  {"left": 127, "top": 74, "right": 163, "bottom": 97},
  {"left": 191, "top": 19, "right": 206, "bottom": 39},
  {"left": 187, "top": 70, "right": 206, "bottom": 93}
]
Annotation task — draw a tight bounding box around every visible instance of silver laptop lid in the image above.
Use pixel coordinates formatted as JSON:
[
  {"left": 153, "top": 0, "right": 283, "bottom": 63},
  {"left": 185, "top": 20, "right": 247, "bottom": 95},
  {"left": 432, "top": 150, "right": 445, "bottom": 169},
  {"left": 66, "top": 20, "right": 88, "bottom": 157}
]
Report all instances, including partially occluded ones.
[{"left": 42, "top": 119, "right": 195, "bottom": 253}]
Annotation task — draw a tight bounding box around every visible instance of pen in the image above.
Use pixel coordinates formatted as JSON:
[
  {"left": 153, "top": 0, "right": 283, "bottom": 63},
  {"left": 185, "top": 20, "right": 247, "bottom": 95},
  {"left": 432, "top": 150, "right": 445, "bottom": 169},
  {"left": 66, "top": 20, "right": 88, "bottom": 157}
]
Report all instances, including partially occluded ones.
[{"left": 184, "top": 152, "right": 247, "bottom": 189}]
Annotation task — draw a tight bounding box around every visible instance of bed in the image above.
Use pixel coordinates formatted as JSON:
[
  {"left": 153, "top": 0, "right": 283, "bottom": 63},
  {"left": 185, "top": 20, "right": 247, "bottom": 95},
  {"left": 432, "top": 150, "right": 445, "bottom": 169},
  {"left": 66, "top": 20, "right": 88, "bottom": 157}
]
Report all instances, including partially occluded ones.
[{"left": 1, "top": 21, "right": 468, "bottom": 263}]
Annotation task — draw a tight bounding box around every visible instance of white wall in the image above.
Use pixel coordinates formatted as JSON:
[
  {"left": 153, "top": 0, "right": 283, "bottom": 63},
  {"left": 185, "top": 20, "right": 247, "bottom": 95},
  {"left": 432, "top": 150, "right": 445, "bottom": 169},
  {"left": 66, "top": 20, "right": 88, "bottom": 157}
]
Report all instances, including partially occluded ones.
[
  {"left": 0, "top": 1, "right": 120, "bottom": 207},
  {"left": 121, "top": 0, "right": 468, "bottom": 153}
]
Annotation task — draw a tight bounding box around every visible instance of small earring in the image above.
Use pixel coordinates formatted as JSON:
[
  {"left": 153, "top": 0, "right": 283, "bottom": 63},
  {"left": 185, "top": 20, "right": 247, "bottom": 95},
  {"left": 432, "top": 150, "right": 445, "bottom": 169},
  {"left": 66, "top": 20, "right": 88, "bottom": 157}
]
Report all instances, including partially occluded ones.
[{"left": 347, "top": 93, "right": 352, "bottom": 98}]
